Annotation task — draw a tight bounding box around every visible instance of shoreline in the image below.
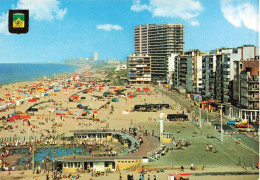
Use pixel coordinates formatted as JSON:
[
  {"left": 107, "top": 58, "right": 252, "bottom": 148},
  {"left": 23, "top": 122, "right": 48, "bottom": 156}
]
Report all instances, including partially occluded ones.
[{"left": 0, "top": 63, "right": 87, "bottom": 86}]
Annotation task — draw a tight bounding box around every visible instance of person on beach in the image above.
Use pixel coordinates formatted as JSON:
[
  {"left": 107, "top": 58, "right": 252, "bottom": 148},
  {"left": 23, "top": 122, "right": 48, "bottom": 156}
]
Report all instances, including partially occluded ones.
[
  {"left": 205, "top": 144, "right": 209, "bottom": 151},
  {"left": 209, "top": 144, "right": 213, "bottom": 151}
]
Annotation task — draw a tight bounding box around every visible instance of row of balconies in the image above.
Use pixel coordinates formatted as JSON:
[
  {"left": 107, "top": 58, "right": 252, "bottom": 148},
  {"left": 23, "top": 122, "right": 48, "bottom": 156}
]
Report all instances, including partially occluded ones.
[{"left": 248, "top": 87, "right": 259, "bottom": 91}]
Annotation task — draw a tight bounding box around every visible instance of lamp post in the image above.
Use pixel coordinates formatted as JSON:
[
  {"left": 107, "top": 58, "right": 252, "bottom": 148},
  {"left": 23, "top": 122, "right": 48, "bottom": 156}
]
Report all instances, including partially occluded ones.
[
  {"left": 199, "top": 95, "right": 202, "bottom": 129},
  {"left": 218, "top": 104, "right": 224, "bottom": 143}
]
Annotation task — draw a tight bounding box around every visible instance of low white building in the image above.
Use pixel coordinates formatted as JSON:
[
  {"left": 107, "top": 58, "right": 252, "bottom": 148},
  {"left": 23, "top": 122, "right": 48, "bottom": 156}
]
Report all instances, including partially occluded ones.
[{"left": 115, "top": 64, "right": 127, "bottom": 71}]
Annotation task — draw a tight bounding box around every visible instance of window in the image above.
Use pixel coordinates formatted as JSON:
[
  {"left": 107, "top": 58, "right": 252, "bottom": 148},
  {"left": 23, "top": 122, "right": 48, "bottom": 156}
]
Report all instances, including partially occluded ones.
[
  {"left": 68, "top": 162, "right": 71, "bottom": 168},
  {"left": 105, "top": 162, "right": 109, "bottom": 167},
  {"left": 74, "top": 162, "right": 77, "bottom": 168},
  {"left": 90, "top": 162, "right": 93, "bottom": 168},
  {"left": 64, "top": 163, "right": 67, "bottom": 168}
]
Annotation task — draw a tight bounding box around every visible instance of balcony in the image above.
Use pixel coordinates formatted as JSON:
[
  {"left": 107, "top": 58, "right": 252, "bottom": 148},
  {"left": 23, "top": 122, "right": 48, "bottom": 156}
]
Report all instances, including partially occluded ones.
[
  {"left": 222, "top": 81, "right": 229, "bottom": 86},
  {"left": 248, "top": 96, "right": 259, "bottom": 101},
  {"left": 248, "top": 87, "right": 259, "bottom": 92}
]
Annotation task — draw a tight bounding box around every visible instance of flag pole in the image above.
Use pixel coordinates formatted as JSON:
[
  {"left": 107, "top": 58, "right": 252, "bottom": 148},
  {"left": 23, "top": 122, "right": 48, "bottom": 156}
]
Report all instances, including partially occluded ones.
[{"left": 28, "top": 124, "right": 29, "bottom": 141}]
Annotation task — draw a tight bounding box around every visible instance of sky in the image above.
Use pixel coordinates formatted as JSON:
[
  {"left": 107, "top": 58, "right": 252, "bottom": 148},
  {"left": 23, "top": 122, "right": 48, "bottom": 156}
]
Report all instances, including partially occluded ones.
[{"left": 0, "top": 0, "right": 259, "bottom": 63}]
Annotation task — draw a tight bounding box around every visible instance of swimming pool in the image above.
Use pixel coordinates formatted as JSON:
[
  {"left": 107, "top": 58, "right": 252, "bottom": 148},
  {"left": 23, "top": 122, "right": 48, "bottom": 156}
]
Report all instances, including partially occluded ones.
[{"left": 13, "top": 147, "right": 84, "bottom": 165}]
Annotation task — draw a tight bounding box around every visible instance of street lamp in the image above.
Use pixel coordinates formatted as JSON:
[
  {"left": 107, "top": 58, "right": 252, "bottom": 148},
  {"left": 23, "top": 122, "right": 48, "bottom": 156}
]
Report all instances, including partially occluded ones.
[{"left": 218, "top": 104, "right": 224, "bottom": 143}]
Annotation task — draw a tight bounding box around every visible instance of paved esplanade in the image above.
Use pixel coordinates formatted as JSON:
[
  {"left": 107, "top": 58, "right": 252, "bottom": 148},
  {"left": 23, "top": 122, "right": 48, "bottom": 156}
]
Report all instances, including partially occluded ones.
[{"left": 141, "top": 87, "right": 259, "bottom": 169}]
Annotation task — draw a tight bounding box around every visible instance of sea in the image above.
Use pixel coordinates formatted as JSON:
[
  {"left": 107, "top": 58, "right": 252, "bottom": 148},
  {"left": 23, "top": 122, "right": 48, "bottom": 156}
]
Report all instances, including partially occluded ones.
[{"left": 0, "top": 63, "right": 79, "bottom": 85}]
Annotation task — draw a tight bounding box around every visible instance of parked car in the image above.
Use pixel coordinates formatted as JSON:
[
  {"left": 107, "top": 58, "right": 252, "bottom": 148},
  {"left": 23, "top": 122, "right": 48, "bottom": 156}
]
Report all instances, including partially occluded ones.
[
  {"left": 238, "top": 127, "right": 256, "bottom": 132},
  {"left": 227, "top": 120, "right": 236, "bottom": 125},
  {"left": 236, "top": 124, "right": 253, "bottom": 128},
  {"left": 235, "top": 120, "right": 248, "bottom": 126}
]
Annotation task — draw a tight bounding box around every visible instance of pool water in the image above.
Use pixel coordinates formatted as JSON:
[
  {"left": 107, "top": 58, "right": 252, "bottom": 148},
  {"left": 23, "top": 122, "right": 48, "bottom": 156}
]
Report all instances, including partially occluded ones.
[{"left": 13, "top": 147, "right": 83, "bottom": 165}]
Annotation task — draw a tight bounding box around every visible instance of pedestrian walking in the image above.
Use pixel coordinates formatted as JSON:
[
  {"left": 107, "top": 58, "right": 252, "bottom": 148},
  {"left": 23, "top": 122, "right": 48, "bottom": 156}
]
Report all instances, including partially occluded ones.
[
  {"left": 153, "top": 175, "right": 156, "bottom": 180},
  {"left": 148, "top": 174, "right": 150, "bottom": 180},
  {"left": 237, "top": 157, "right": 241, "bottom": 166},
  {"left": 205, "top": 144, "right": 209, "bottom": 151},
  {"left": 119, "top": 173, "right": 122, "bottom": 180}
]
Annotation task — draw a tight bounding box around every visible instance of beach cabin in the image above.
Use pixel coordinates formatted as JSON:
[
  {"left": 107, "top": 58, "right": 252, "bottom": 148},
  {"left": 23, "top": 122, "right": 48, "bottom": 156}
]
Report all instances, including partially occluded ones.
[
  {"left": 70, "top": 129, "right": 113, "bottom": 143},
  {"left": 55, "top": 156, "right": 142, "bottom": 173},
  {"left": 70, "top": 129, "right": 137, "bottom": 146}
]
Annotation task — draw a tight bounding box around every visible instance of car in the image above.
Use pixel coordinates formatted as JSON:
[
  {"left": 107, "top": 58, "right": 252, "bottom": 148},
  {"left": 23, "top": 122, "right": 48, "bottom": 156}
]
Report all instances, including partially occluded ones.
[
  {"left": 235, "top": 120, "right": 248, "bottom": 126},
  {"left": 238, "top": 128, "right": 256, "bottom": 132},
  {"left": 236, "top": 124, "right": 253, "bottom": 128},
  {"left": 235, "top": 122, "right": 242, "bottom": 126},
  {"left": 227, "top": 120, "right": 236, "bottom": 125}
]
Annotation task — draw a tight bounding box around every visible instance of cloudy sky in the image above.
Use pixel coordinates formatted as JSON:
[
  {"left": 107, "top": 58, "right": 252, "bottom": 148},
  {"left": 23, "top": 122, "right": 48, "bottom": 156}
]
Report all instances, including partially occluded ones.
[{"left": 0, "top": 0, "right": 259, "bottom": 63}]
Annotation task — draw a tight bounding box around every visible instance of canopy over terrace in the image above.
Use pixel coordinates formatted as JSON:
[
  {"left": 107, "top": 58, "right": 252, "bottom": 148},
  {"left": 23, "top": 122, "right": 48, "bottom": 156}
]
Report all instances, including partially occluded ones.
[{"left": 69, "top": 129, "right": 139, "bottom": 152}]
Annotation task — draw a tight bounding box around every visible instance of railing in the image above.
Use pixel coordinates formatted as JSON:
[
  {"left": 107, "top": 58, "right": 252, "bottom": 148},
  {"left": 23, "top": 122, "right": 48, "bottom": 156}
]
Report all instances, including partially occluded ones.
[{"left": 0, "top": 133, "right": 65, "bottom": 143}]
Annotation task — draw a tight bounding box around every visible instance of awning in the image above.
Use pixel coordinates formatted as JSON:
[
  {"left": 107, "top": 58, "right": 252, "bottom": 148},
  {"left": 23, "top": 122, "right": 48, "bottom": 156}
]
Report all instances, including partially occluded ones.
[{"left": 201, "top": 101, "right": 208, "bottom": 104}]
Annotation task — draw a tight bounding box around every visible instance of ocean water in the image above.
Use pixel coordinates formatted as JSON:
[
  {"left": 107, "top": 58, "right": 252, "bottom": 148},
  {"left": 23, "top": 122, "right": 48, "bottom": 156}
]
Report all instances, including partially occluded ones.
[{"left": 0, "top": 63, "right": 79, "bottom": 85}]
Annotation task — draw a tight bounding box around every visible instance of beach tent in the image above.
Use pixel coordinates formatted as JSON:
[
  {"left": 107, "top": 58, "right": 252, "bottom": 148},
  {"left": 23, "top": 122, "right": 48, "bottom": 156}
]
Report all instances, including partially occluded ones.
[
  {"left": 168, "top": 173, "right": 190, "bottom": 180},
  {"left": 143, "top": 88, "right": 150, "bottom": 91},
  {"left": 71, "top": 94, "right": 79, "bottom": 100},
  {"left": 12, "top": 115, "right": 19, "bottom": 119},
  {"left": 28, "top": 99, "right": 36, "bottom": 102},
  {"left": 20, "top": 114, "right": 31, "bottom": 119}
]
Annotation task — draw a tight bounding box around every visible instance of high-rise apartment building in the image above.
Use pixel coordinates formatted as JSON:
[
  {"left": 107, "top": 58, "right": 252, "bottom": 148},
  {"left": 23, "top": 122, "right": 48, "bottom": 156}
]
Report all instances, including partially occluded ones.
[
  {"left": 232, "top": 59, "right": 259, "bottom": 122},
  {"left": 173, "top": 50, "right": 203, "bottom": 93},
  {"left": 94, "top": 52, "right": 99, "bottom": 61},
  {"left": 127, "top": 53, "right": 152, "bottom": 84},
  {"left": 134, "top": 23, "right": 184, "bottom": 82},
  {"left": 201, "top": 54, "right": 216, "bottom": 100}
]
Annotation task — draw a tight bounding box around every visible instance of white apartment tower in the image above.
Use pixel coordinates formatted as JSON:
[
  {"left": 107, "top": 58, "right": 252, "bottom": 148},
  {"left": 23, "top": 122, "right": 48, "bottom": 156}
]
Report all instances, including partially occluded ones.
[{"left": 134, "top": 23, "right": 184, "bottom": 82}]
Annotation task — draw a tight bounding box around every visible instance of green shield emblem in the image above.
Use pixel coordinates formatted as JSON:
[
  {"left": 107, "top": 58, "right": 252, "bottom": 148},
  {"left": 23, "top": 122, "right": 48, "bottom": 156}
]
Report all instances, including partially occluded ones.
[{"left": 13, "top": 13, "right": 25, "bottom": 28}]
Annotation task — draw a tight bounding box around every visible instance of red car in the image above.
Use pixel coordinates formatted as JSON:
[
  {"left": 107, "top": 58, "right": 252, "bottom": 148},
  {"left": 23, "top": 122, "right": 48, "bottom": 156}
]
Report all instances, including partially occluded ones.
[{"left": 236, "top": 124, "right": 253, "bottom": 128}]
